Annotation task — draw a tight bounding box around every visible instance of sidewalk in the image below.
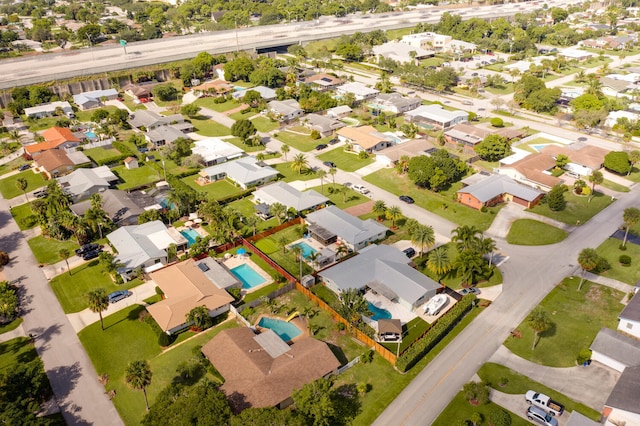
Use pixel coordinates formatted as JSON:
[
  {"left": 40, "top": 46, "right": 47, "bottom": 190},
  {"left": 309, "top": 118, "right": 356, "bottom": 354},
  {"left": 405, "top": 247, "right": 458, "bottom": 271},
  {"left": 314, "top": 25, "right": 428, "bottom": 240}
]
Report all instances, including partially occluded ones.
[
  {"left": 0, "top": 322, "right": 27, "bottom": 343},
  {"left": 583, "top": 272, "right": 635, "bottom": 294}
]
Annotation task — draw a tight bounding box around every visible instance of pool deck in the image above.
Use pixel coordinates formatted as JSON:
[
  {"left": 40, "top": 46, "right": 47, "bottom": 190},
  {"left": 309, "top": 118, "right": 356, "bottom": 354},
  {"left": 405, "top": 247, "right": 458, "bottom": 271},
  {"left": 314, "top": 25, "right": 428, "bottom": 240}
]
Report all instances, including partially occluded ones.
[
  {"left": 254, "top": 314, "right": 308, "bottom": 343},
  {"left": 364, "top": 292, "right": 416, "bottom": 328},
  {"left": 178, "top": 225, "right": 209, "bottom": 239},
  {"left": 223, "top": 255, "right": 273, "bottom": 292}
]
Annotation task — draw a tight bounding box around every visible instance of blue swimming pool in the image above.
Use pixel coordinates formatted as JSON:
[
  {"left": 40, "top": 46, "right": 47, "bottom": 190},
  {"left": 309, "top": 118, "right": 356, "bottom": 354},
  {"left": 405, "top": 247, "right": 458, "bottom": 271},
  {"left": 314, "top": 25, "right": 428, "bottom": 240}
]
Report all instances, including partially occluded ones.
[
  {"left": 85, "top": 131, "right": 97, "bottom": 139},
  {"left": 367, "top": 302, "right": 392, "bottom": 321},
  {"left": 291, "top": 241, "right": 317, "bottom": 259},
  {"left": 180, "top": 229, "right": 200, "bottom": 247},
  {"left": 231, "top": 264, "right": 266, "bottom": 289},
  {"left": 258, "top": 317, "right": 302, "bottom": 341}
]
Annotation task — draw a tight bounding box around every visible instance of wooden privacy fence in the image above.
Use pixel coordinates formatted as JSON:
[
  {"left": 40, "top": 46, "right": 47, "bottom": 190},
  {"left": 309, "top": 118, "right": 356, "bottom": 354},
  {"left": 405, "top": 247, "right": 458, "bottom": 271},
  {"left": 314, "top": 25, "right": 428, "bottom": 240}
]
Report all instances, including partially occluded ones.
[
  {"left": 242, "top": 238, "right": 298, "bottom": 283},
  {"left": 246, "top": 216, "right": 303, "bottom": 243}
]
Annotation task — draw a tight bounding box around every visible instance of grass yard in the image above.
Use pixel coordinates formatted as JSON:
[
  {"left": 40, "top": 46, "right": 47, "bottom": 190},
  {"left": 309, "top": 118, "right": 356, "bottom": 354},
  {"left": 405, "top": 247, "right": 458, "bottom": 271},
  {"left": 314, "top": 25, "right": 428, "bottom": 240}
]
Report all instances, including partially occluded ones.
[
  {"left": 160, "top": 158, "right": 199, "bottom": 176},
  {"left": 433, "top": 391, "right": 529, "bottom": 426},
  {"left": 273, "top": 130, "right": 332, "bottom": 152},
  {"left": 504, "top": 277, "right": 624, "bottom": 367},
  {"left": 27, "top": 235, "right": 80, "bottom": 265},
  {"left": 0, "top": 170, "right": 47, "bottom": 199},
  {"left": 189, "top": 115, "right": 232, "bottom": 137},
  {"left": 180, "top": 176, "right": 241, "bottom": 201},
  {"left": 193, "top": 98, "right": 240, "bottom": 113},
  {"left": 526, "top": 191, "right": 613, "bottom": 225},
  {"left": 316, "top": 149, "right": 375, "bottom": 172},
  {"left": 273, "top": 162, "right": 319, "bottom": 182},
  {"left": 364, "top": 169, "right": 500, "bottom": 231},
  {"left": 74, "top": 106, "right": 120, "bottom": 123},
  {"left": 0, "top": 155, "right": 30, "bottom": 176},
  {"left": 0, "top": 336, "right": 39, "bottom": 369},
  {"left": 484, "top": 82, "right": 515, "bottom": 95},
  {"left": 10, "top": 201, "right": 39, "bottom": 230},
  {"left": 222, "top": 136, "right": 265, "bottom": 153},
  {"left": 506, "top": 219, "right": 568, "bottom": 245},
  {"left": 595, "top": 238, "right": 640, "bottom": 284},
  {"left": 24, "top": 116, "right": 60, "bottom": 132},
  {"left": 83, "top": 146, "right": 123, "bottom": 163},
  {"left": 251, "top": 116, "right": 279, "bottom": 132},
  {"left": 380, "top": 316, "right": 431, "bottom": 353},
  {"left": 307, "top": 184, "right": 371, "bottom": 210},
  {"left": 0, "top": 317, "right": 23, "bottom": 335},
  {"left": 600, "top": 178, "right": 630, "bottom": 193},
  {"left": 256, "top": 225, "right": 314, "bottom": 278},
  {"left": 113, "top": 164, "right": 161, "bottom": 190},
  {"left": 226, "top": 198, "right": 279, "bottom": 233},
  {"left": 50, "top": 260, "right": 143, "bottom": 313},
  {"left": 477, "top": 363, "right": 600, "bottom": 420}
]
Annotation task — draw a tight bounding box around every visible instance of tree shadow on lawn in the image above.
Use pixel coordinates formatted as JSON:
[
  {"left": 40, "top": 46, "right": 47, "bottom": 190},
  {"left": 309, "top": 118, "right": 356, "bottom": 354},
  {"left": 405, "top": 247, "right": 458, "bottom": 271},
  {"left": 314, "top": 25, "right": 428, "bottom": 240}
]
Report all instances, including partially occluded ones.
[{"left": 539, "top": 321, "right": 557, "bottom": 340}]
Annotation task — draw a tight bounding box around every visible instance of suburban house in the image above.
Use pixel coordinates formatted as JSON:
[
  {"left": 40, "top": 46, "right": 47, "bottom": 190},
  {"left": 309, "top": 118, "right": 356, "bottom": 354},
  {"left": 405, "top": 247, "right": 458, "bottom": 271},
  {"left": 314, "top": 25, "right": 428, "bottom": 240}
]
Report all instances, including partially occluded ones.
[
  {"left": 145, "top": 126, "right": 191, "bottom": 149},
  {"left": 558, "top": 49, "right": 593, "bottom": 61},
  {"left": 335, "top": 82, "right": 379, "bottom": 101},
  {"left": 326, "top": 105, "right": 352, "bottom": 119},
  {"left": 457, "top": 174, "right": 544, "bottom": 210},
  {"left": 192, "top": 257, "right": 241, "bottom": 290},
  {"left": 375, "top": 138, "right": 431, "bottom": 168},
  {"left": 191, "top": 80, "right": 233, "bottom": 96},
  {"left": 72, "top": 89, "right": 119, "bottom": 110},
  {"left": 123, "top": 82, "right": 157, "bottom": 103},
  {"left": 128, "top": 110, "right": 190, "bottom": 132},
  {"left": 147, "top": 259, "right": 235, "bottom": 335},
  {"left": 602, "top": 365, "right": 640, "bottom": 426},
  {"left": 24, "top": 101, "right": 74, "bottom": 119},
  {"left": 618, "top": 292, "right": 640, "bottom": 339},
  {"left": 302, "top": 73, "right": 344, "bottom": 92},
  {"left": 600, "top": 77, "right": 633, "bottom": 98},
  {"left": 369, "top": 93, "right": 422, "bottom": 115},
  {"left": 336, "top": 125, "right": 394, "bottom": 154},
  {"left": 191, "top": 138, "right": 245, "bottom": 167},
  {"left": 201, "top": 327, "right": 340, "bottom": 411},
  {"left": 371, "top": 40, "right": 434, "bottom": 64},
  {"left": 302, "top": 113, "right": 345, "bottom": 137},
  {"left": 57, "top": 166, "right": 119, "bottom": 201},
  {"left": 267, "top": 99, "right": 303, "bottom": 121},
  {"left": 232, "top": 86, "right": 277, "bottom": 102},
  {"left": 444, "top": 124, "right": 524, "bottom": 154},
  {"left": 198, "top": 156, "right": 278, "bottom": 190},
  {"left": 305, "top": 205, "right": 388, "bottom": 252},
  {"left": 590, "top": 328, "right": 640, "bottom": 373},
  {"left": 25, "top": 127, "right": 82, "bottom": 158},
  {"left": 319, "top": 244, "right": 441, "bottom": 311},
  {"left": 33, "top": 149, "right": 90, "bottom": 179},
  {"left": 497, "top": 152, "right": 562, "bottom": 192},
  {"left": 106, "top": 220, "right": 188, "bottom": 279},
  {"left": 401, "top": 32, "right": 476, "bottom": 53},
  {"left": 539, "top": 144, "right": 608, "bottom": 177},
  {"left": 605, "top": 110, "right": 639, "bottom": 128},
  {"left": 404, "top": 105, "right": 468, "bottom": 130},
  {"left": 70, "top": 189, "right": 159, "bottom": 226},
  {"left": 253, "top": 181, "right": 328, "bottom": 215}
]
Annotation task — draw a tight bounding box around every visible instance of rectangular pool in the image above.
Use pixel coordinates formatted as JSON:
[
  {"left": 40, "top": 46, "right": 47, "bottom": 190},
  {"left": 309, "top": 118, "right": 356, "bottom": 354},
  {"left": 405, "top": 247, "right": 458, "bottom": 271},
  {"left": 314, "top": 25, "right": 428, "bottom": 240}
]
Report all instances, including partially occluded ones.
[
  {"left": 231, "top": 263, "right": 266, "bottom": 289},
  {"left": 258, "top": 317, "right": 302, "bottom": 341},
  {"left": 180, "top": 229, "right": 200, "bottom": 247},
  {"left": 291, "top": 241, "right": 317, "bottom": 259}
]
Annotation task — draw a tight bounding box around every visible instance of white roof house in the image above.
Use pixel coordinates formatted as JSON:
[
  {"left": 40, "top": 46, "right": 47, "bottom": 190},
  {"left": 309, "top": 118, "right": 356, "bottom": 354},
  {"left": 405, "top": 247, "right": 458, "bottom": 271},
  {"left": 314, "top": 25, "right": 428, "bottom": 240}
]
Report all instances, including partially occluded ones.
[
  {"left": 232, "top": 86, "right": 277, "bottom": 101},
  {"left": 370, "top": 93, "right": 422, "bottom": 114},
  {"left": 404, "top": 104, "right": 468, "bottom": 129},
  {"left": 191, "top": 138, "right": 245, "bottom": 167},
  {"left": 253, "top": 181, "right": 328, "bottom": 213},
  {"left": 72, "top": 89, "right": 119, "bottom": 110},
  {"left": 24, "top": 101, "right": 74, "bottom": 119},
  {"left": 318, "top": 244, "right": 440, "bottom": 311},
  {"left": 57, "top": 166, "right": 118, "bottom": 201},
  {"left": 267, "top": 99, "right": 303, "bottom": 121},
  {"left": 199, "top": 156, "right": 278, "bottom": 190},
  {"left": 336, "top": 82, "right": 379, "bottom": 101},
  {"left": 605, "top": 110, "right": 639, "bottom": 128},
  {"left": 401, "top": 32, "right": 476, "bottom": 53},
  {"left": 372, "top": 41, "right": 434, "bottom": 64},
  {"left": 558, "top": 49, "right": 593, "bottom": 61}
]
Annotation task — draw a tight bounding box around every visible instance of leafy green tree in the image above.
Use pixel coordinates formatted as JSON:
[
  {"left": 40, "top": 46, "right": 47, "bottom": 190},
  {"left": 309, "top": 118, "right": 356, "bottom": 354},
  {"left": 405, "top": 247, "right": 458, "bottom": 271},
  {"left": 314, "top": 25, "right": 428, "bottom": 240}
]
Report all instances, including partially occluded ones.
[
  {"left": 604, "top": 151, "right": 631, "bottom": 175},
  {"left": 475, "top": 134, "right": 511, "bottom": 161},
  {"left": 152, "top": 83, "right": 179, "bottom": 102},
  {"left": 292, "top": 377, "right": 336, "bottom": 426},
  {"left": 546, "top": 184, "right": 568, "bottom": 212},
  {"left": 550, "top": 7, "right": 568, "bottom": 23},
  {"left": 513, "top": 74, "right": 545, "bottom": 105},
  {"left": 91, "top": 108, "right": 110, "bottom": 123},
  {"left": 462, "top": 381, "right": 490, "bottom": 405},
  {"left": 186, "top": 305, "right": 212, "bottom": 331},
  {"left": 407, "top": 150, "right": 467, "bottom": 191},
  {"left": 230, "top": 119, "right": 257, "bottom": 145},
  {"left": 125, "top": 360, "right": 153, "bottom": 411},
  {"left": 224, "top": 55, "right": 255, "bottom": 82},
  {"left": 570, "top": 94, "right": 604, "bottom": 112},
  {"left": 336, "top": 288, "right": 369, "bottom": 327},
  {"left": 231, "top": 407, "right": 305, "bottom": 426},
  {"left": 15, "top": 178, "right": 28, "bottom": 201},
  {"left": 335, "top": 43, "right": 364, "bottom": 62},
  {"left": 577, "top": 248, "right": 599, "bottom": 291},
  {"left": 192, "top": 51, "right": 214, "bottom": 77},
  {"left": 270, "top": 202, "right": 287, "bottom": 225},
  {"left": 87, "top": 288, "right": 109, "bottom": 331},
  {"left": 528, "top": 307, "right": 551, "bottom": 350},
  {"left": 622, "top": 207, "right": 640, "bottom": 248},
  {"left": 555, "top": 154, "right": 570, "bottom": 169},
  {"left": 180, "top": 104, "right": 200, "bottom": 118},
  {"left": 0, "top": 281, "right": 18, "bottom": 324},
  {"left": 451, "top": 225, "right": 482, "bottom": 252},
  {"left": 454, "top": 250, "right": 486, "bottom": 285}
]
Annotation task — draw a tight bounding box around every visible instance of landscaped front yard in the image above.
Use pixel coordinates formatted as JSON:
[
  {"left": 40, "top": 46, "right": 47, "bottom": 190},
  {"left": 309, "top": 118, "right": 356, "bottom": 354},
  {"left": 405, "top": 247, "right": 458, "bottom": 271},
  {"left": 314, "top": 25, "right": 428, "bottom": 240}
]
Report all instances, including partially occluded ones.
[
  {"left": 0, "top": 170, "right": 47, "bottom": 199},
  {"left": 317, "top": 148, "right": 375, "bottom": 172},
  {"left": 189, "top": 115, "right": 232, "bottom": 137},
  {"left": 273, "top": 162, "right": 319, "bottom": 182},
  {"left": 506, "top": 219, "right": 568, "bottom": 245},
  {"left": 10, "top": 201, "right": 38, "bottom": 230},
  {"left": 595, "top": 238, "right": 640, "bottom": 284},
  {"left": 307, "top": 184, "right": 371, "bottom": 210},
  {"left": 273, "top": 130, "right": 333, "bottom": 152},
  {"left": 526, "top": 191, "right": 614, "bottom": 225},
  {"left": 434, "top": 391, "right": 529, "bottom": 426},
  {"left": 27, "top": 235, "right": 80, "bottom": 265}
]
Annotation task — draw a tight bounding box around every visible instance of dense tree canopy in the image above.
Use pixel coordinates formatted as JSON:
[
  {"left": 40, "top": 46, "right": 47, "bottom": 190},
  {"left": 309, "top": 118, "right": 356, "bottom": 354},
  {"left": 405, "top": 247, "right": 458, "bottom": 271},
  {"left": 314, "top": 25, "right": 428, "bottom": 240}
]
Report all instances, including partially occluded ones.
[
  {"left": 604, "top": 151, "right": 631, "bottom": 175},
  {"left": 407, "top": 150, "right": 467, "bottom": 191},
  {"left": 474, "top": 134, "right": 511, "bottom": 162}
]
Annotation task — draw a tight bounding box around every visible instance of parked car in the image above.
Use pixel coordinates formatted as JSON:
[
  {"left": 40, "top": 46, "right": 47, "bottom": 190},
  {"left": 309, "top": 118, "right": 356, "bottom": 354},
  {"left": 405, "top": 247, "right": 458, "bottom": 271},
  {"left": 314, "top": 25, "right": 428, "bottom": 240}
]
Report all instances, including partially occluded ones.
[
  {"left": 315, "top": 144, "right": 328, "bottom": 150},
  {"left": 459, "top": 287, "right": 480, "bottom": 296},
  {"left": 82, "top": 249, "right": 102, "bottom": 261},
  {"left": 343, "top": 182, "right": 352, "bottom": 188},
  {"left": 526, "top": 406, "right": 558, "bottom": 426},
  {"left": 108, "top": 290, "right": 133, "bottom": 304},
  {"left": 403, "top": 247, "right": 416, "bottom": 258},
  {"left": 75, "top": 243, "right": 100, "bottom": 256},
  {"left": 462, "top": 100, "right": 474, "bottom": 106},
  {"left": 323, "top": 161, "right": 337, "bottom": 168},
  {"left": 33, "top": 189, "right": 48, "bottom": 198},
  {"left": 399, "top": 195, "right": 414, "bottom": 204},
  {"left": 18, "top": 164, "right": 31, "bottom": 171},
  {"left": 525, "top": 391, "right": 564, "bottom": 416},
  {"left": 328, "top": 138, "right": 339, "bottom": 145},
  {"left": 352, "top": 184, "right": 370, "bottom": 195}
]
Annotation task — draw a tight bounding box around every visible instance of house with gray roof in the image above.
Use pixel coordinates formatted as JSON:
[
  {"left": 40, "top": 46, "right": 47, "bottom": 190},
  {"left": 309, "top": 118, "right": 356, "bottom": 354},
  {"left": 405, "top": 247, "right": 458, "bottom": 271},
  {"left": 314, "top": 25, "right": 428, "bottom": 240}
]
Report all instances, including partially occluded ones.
[
  {"left": 72, "top": 89, "right": 119, "bottom": 110},
  {"left": 193, "top": 257, "right": 241, "bottom": 290},
  {"left": 253, "top": 182, "right": 328, "bottom": 214},
  {"left": 370, "top": 93, "right": 422, "bottom": 115},
  {"left": 268, "top": 99, "right": 303, "bottom": 121},
  {"left": 318, "top": 244, "right": 440, "bottom": 311},
  {"left": 128, "top": 110, "right": 188, "bottom": 132},
  {"left": 232, "top": 86, "right": 277, "bottom": 101},
  {"left": 590, "top": 328, "right": 640, "bottom": 372},
  {"left": 57, "top": 166, "right": 119, "bottom": 201},
  {"left": 456, "top": 174, "right": 544, "bottom": 210},
  {"left": 372, "top": 41, "right": 435, "bottom": 64},
  {"left": 24, "top": 101, "right": 74, "bottom": 119},
  {"left": 405, "top": 104, "right": 468, "bottom": 130},
  {"left": 603, "top": 365, "right": 640, "bottom": 426},
  {"left": 198, "top": 156, "right": 278, "bottom": 190},
  {"left": 305, "top": 205, "right": 388, "bottom": 252},
  {"left": 70, "top": 189, "right": 159, "bottom": 226},
  {"left": 336, "top": 82, "right": 379, "bottom": 101},
  {"left": 618, "top": 292, "right": 640, "bottom": 339},
  {"left": 107, "top": 220, "right": 188, "bottom": 280},
  {"left": 303, "top": 113, "right": 345, "bottom": 137},
  {"left": 326, "top": 105, "right": 352, "bottom": 119},
  {"left": 145, "top": 126, "right": 190, "bottom": 148}
]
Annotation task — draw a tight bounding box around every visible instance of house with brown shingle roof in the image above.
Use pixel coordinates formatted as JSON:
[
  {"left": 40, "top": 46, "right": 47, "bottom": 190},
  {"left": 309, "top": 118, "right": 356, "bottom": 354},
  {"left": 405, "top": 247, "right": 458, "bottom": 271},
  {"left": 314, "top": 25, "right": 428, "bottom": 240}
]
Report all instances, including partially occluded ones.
[
  {"left": 336, "top": 125, "right": 394, "bottom": 154},
  {"left": 33, "top": 149, "right": 90, "bottom": 179},
  {"left": 497, "top": 152, "right": 562, "bottom": 192},
  {"left": 24, "top": 127, "right": 82, "bottom": 158},
  {"left": 201, "top": 327, "right": 340, "bottom": 412},
  {"left": 303, "top": 73, "right": 344, "bottom": 92},
  {"left": 539, "top": 144, "right": 608, "bottom": 177},
  {"left": 147, "top": 259, "right": 235, "bottom": 335}
]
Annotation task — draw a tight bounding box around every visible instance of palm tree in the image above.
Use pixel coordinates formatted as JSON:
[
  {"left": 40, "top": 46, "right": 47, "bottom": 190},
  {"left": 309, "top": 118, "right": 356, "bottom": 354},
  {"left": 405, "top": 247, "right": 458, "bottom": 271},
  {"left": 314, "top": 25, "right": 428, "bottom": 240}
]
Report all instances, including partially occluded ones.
[
  {"left": 16, "top": 178, "right": 28, "bottom": 201},
  {"left": 59, "top": 248, "right": 71, "bottom": 276},
  {"left": 451, "top": 225, "right": 482, "bottom": 252},
  {"left": 372, "top": 200, "right": 387, "bottom": 222},
  {"left": 270, "top": 202, "right": 287, "bottom": 225},
  {"left": 336, "top": 288, "right": 369, "bottom": 328},
  {"left": 291, "top": 153, "right": 308, "bottom": 175},
  {"left": 454, "top": 250, "right": 485, "bottom": 285},
  {"left": 527, "top": 308, "right": 551, "bottom": 350},
  {"left": 397, "top": 155, "right": 410, "bottom": 175},
  {"left": 335, "top": 242, "right": 349, "bottom": 259},
  {"left": 328, "top": 167, "right": 337, "bottom": 187},
  {"left": 479, "top": 237, "right": 497, "bottom": 268},
  {"left": 622, "top": 207, "right": 640, "bottom": 248},
  {"left": 256, "top": 152, "right": 266, "bottom": 163},
  {"left": 411, "top": 224, "right": 435, "bottom": 256},
  {"left": 99, "top": 252, "right": 123, "bottom": 282},
  {"left": 281, "top": 144, "right": 290, "bottom": 161},
  {"left": 278, "top": 235, "right": 288, "bottom": 254},
  {"left": 244, "top": 215, "right": 258, "bottom": 236},
  {"left": 125, "top": 360, "right": 152, "bottom": 411},
  {"left": 386, "top": 205, "right": 402, "bottom": 229},
  {"left": 588, "top": 170, "right": 603, "bottom": 199},
  {"left": 317, "top": 169, "right": 327, "bottom": 194},
  {"left": 87, "top": 288, "right": 110, "bottom": 331},
  {"left": 291, "top": 245, "right": 303, "bottom": 281},
  {"left": 577, "top": 248, "right": 599, "bottom": 291},
  {"left": 186, "top": 305, "right": 212, "bottom": 331},
  {"left": 427, "top": 246, "right": 452, "bottom": 283},
  {"left": 339, "top": 185, "right": 349, "bottom": 203}
]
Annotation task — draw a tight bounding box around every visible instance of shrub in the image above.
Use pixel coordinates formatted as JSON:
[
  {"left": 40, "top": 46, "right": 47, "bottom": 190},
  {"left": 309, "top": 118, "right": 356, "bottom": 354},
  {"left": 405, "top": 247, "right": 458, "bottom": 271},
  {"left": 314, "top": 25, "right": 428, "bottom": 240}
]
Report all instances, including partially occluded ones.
[
  {"left": 498, "top": 377, "right": 509, "bottom": 387},
  {"left": 619, "top": 244, "right": 627, "bottom": 251},
  {"left": 462, "top": 381, "right": 490, "bottom": 405},
  {"left": 490, "top": 117, "right": 504, "bottom": 127},
  {"left": 310, "top": 130, "right": 321, "bottom": 140},
  {"left": 0, "top": 251, "right": 9, "bottom": 266},
  {"left": 488, "top": 409, "right": 512, "bottom": 426},
  {"left": 227, "top": 286, "right": 242, "bottom": 301},
  {"left": 594, "top": 257, "right": 610, "bottom": 273},
  {"left": 358, "top": 150, "right": 369, "bottom": 159},
  {"left": 158, "top": 332, "right": 172, "bottom": 347},
  {"left": 619, "top": 255, "right": 631, "bottom": 266},
  {"left": 155, "top": 286, "right": 164, "bottom": 297},
  {"left": 577, "top": 348, "right": 592, "bottom": 365}
]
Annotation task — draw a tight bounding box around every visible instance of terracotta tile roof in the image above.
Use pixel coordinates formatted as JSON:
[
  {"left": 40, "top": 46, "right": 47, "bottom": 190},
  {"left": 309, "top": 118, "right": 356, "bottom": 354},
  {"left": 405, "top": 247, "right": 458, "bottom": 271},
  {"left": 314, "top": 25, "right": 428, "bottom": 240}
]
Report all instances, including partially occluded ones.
[
  {"left": 25, "top": 127, "right": 81, "bottom": 154},
  {"left": 337, "top": 125, "right": 392, "bottom": 149}
]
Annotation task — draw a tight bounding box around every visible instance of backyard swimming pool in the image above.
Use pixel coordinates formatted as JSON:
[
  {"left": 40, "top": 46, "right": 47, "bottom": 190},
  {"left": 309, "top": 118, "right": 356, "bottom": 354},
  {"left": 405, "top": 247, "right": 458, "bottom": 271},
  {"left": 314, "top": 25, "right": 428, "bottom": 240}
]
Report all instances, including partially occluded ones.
[
  {"left": 291, "top": 241, "right": 317, "bottom": 259},
  {"left": 231, "top": 263, "right": 266, "bottom": 289},
  {"left": 367, "top": 302, "right": 392, "bottom": 321},
  {"left": 179, "top": 229, "right": 200, "bottom": 247},
  {"left": 85, "top": 131, "right": 97, "bottom": 139},
  {"left": 258, "top": 317, "right": 302, "bottom": 341}
]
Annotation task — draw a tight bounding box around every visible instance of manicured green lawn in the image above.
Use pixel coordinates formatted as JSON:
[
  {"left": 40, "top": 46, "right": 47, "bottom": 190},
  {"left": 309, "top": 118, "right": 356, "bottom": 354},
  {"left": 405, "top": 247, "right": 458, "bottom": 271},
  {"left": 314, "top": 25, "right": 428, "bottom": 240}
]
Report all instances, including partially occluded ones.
[
  {"left": 74, "top": 106, "right": 120, "bottom": 123},
  {"left": 595, "top": 238, "right": 640, "bottom": 284},
  {"left": 226, "top": 198, "right": 279, "bottom": 232},
  {"left": 84, "top": 146, "right": 123, "bottom": 163},
  {"left": 10, "top": 201, "right": 39, "bottom": 230},
  {"left": 0, "top": 155, "right": 31, "bottom": 176},
  {"left": 0, "top": 170, "right": 47, "bottom": 199},
  {"left": 506, "top": 219, "right": 568, "bottom": 245},
  {"left": 160, "top": 158, "right": 199, "bottom": 176},
  {"left": 252, "top": 116, "right": 279, "bottom": 132},
  {"left": 477, "top": 363, "right": 600, "bottom": 420},
  {"left": 224, "top": 136, "right": 266, "bottom": 153},
  {"left": 0, "top": 336, "right": 39, "bottom": 369},
  {"left": 194, "top": 98, "right": 240, "bottom": 112},
  {"left": 27, "top": 235, "right": 80, "bottom": 265},
  {"left": 307, "top": 184, "right": 370, "bottom": 210},
  {"left": 364, "top": 169, "right": 500, "bottom": 231},
  {"left": 434, "top": 391, "right": 529, "bottom": 426},
  {"left": 600, "top": 178, "right": 630, "bottom": 193},
  {"left": 380, "top": 316, "right": 430, "bottom": 353},
  {"left": 50, "top": 261, "right": 144, "bottom": 313},
  {"left": 180, "top": 176, "right": 242, "bottom": 200},
  {"left": 0, "top": 317, "right": 23, "bottom": 335},
  {"left": 259, "top": 225, "right": 314, "bottom": 278},
  {"left": 273, "top": 130, "right": 332, "bottom": 152},
  {"left": 503, "top": 277, "right": 623, "bottom": 367},
  {"left": 484, "top": 82, "right": 515, "bottom": 95},
  {"left": 113, "top": 164, "right": 161, "bottom": 190},
  {"left": 273, "top": 162, "right": 319, "bottom": 182},
  {"left": 316, "top": 149, "right": 375, "bottom": 172},
  {"left": 24, "top": 116, "right": 60, "bottom": 132},
  {"left": 526, "top": 191, "right": 614, "bottom": 225},
  {"left": 228, "top": 108, "right": 255, "bottom": 121},
  {"left": 189, "top": 115, "right": 232, "bottom": 137}
]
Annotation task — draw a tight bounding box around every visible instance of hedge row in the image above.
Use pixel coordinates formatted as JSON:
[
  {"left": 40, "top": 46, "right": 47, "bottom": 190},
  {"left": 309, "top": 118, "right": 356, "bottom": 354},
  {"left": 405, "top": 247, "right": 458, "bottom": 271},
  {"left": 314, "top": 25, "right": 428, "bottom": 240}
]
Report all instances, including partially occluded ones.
[
  {"left": 396, "top": 295, "right": 476, "bottom": 372},
  {"left": 112, "top": 141, "right": 137, "bottom": 157}
]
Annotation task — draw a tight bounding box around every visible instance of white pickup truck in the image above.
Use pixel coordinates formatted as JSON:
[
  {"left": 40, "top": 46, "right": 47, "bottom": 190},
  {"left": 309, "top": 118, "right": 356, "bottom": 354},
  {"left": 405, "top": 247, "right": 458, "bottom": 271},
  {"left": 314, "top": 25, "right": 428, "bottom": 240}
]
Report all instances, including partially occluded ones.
[
  {"left": 525, "top": 390, "right": 564, "bottom": 416},
  {"left": 352, "top": 184, "right": 370, "bottom": 195}
]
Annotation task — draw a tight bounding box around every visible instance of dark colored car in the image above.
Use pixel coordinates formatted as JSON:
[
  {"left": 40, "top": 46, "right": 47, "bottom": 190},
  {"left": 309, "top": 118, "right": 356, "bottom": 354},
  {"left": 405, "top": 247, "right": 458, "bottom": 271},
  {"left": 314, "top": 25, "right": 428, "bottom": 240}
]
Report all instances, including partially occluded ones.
[
  {"left": 403, "top": 247, "right": 416, "bottom": 258},
  {"left": 399, "top": 195, "right": 415, "bottom": 204},
  {"left": 76, "top": 243, "right": 100, "bottom": 256},
  {"left": 328, "top": 138, "right": 339, "bottom": 145},
  {"left": 323, "top": 161, "right": 337, "bottom": 168},
  {"left": 315, "top": 144, "right": 328, "bottom": 151},
  {"left": 82, "top": 249, "right": 102, "bottom": 261},
  {"left": 108, "top": 290, "right": 133, "bottom": 304},
  {"left": 18, "top": 164, "right": 31, "bottom": 171},
  {"left": 33, "top": 189, "right": 48, "bottom": 199}
]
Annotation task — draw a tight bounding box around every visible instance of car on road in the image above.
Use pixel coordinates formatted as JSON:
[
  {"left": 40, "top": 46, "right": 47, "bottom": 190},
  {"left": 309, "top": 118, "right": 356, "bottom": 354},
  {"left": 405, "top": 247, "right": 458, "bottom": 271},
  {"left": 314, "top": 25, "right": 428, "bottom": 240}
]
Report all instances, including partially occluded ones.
[
  {"left": 315, "top": 144, "right": 328, "bottom": 151},
  {"left": 323, "top": 161, "right": 337, "bottom": 168},
  {"left": 526, "top": 406, "right": 558, "bottom": 426},
  {"left": 471, "top": 72, "right": 478, "bottom": 76},
  {"left": 352, "top": 184, "right": 370, "bottom": 195},
  {"left": 459, "top": 287, "right": 480, "bottom": 296},
  {"left": 108, "top": 290, "right": 133, "bottom": 304},
  {"left": 489, "top": 58, "right": 497, "bottom": 63},
  {"left": 403, "top": 247, "right": 416, "bottom": 258},
  {"left": 343, "top": 182, "right": 352, "bottom": 188},
  {"left": 33, "top": 189, "right": 48, "bottom": 198},
  {"left": 82, "top": 249, "right": 102, "bottom": 261},
  {"left": 399, "top": 195, "right": 414, "bottom": 204},
  {"left": 75, "top": 243, "right": 100, "bottom": 256},
  {"left": 462, "top": 100, "right": 474, "bottom": 106},
  {"left": 18, "top": 164, "right": 31, "bottom": 171}
]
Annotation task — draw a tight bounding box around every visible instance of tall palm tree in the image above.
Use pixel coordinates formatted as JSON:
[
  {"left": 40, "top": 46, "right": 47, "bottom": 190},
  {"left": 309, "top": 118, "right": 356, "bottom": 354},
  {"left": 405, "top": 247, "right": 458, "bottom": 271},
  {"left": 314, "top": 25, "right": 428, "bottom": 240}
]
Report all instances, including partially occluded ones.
[
  {"left": 527, "top": 308, "right": 551, "bottom": 350},
  {"left": 59, "top": 248, "right": 71, "bottom": 276},
  {"left": 588, "top": 170, "right": 603, "bottom": 197},
  {"left": 186, "top": 305, "right": 212, "bottom": 331},
  {"left": 291, "top": 245, "right": 303, "bottom": 281},
  {"left": 622, "top": 207, "right": 640, "bottom": 248},
  {"left": 317, "top": 169, "right": 327, "bottom": 194},
  {"left": 125, "top": 360, "right": 153, "bottom": 411},
  {"left": 386, "top": 205, "right": 402, "bottom": 229},
  {"left": 577, "top": 248, "right": 598, "bottom": 291},
  {"left": 372, "top": 200, "right": 387, "bottom": 222},
  {"left": 291, "top": 153, "right": 308, "bottom": 175},
  {"left": 328, "top": 167, "right": 337, "bottom": 187},
  {"left": 336, "top": 288, "right": 369, "bottom": 329},
  {"left": 281, "top": 144, "right": 290, "bottom": 161},
  {"left": 244, "top": 215, "right": 258, "bottom": 236},
  {"left": 427, "top": 246, "right": 452, "bottom": 283},
  {"left": 451, "top": 225, "right": 482, "bottom": 252},
  {"left": 479, "top": 237, "right": 497, "bottom": 268},
  {"left": 339, "top": 185, "right": 349, "bottom": 203},
  {"left": 270, "top": 202, "right": 287, "bottom": 225},
  {"left": 87, "top": 288, "right": 110, "bottom": 331},
  {"left": 411, "top": 224, "right": 435, "bottom": 256},
  {"left": 454, "top": 250, "right": 485, "bottom": 285}
]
